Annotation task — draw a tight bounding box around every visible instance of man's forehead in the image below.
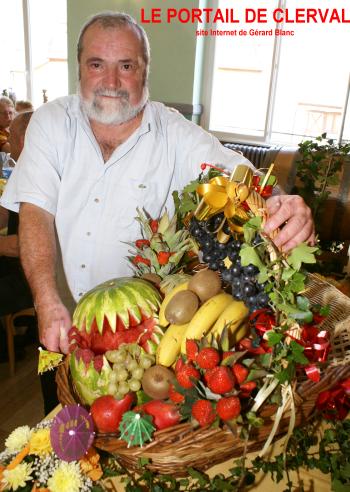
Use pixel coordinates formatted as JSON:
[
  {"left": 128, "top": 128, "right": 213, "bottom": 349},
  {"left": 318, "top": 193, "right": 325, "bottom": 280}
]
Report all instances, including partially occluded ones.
[{"left": 82, "top": 24, "right": 142, "bottom": 53}]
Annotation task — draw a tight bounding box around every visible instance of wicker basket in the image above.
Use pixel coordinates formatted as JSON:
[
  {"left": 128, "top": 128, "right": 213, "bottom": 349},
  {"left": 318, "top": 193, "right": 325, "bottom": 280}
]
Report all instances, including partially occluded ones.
[{"left": 56, "top": 275, "right": 350, "bottom": 476}]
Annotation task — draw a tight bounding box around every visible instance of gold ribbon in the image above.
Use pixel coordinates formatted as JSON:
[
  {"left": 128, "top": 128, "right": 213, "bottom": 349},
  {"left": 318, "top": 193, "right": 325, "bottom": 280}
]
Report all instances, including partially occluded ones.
[{"left": 194, "top": 175, "right": 252, "bottom": 242}]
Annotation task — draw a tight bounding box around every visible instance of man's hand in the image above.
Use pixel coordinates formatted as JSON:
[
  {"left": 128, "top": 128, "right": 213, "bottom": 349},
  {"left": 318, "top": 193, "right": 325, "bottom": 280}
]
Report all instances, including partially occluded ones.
[
  {"left": 36, "top": 301, "right": 72, "bottom": 354},
  {"left": 264, "top": 195, "right": 315, "bottom": 251}
]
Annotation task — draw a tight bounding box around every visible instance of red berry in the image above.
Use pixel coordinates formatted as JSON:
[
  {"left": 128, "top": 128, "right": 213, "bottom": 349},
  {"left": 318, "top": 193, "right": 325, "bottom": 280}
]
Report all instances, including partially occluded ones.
[
  {"left": 206, "top": 366, "right": 235, "bottom": 394},
  {"left": 185, "top": 339, "right": 199, "bottom": 362},
  {"left": 135, "top": 239, "right": 150, "bottom": 249},
  {"left": 196, "top": 347, "right": 220, "bottom": 370},
  {"left": 217, "top": 396, "right": 241, "bottom": 420},
  {"left": 240, "top": 381, "right": 257, "bottom": 397},
  {"left": 232, "top": 363, "right": 249, "bottom": 385},
  {"left": 191, "top": 399, "right": 216, "bottom": 427},
  {"left": 150, "top": 219, "right": 158, "bottom": 233},
  {"left": 157, "top": 251, "right": 172, "bottom": 265},
  {"left": 168, "top": 384, "right": 185, "bottom": 403},
  {"left": 175, "top": 357, "right": 185, "bottom": 373},
  {"left": 132, "top": 255, "right": 151, "bottom": 266},
  {"left": 176, "top": 364, "right": 200, "bottom": 389}
]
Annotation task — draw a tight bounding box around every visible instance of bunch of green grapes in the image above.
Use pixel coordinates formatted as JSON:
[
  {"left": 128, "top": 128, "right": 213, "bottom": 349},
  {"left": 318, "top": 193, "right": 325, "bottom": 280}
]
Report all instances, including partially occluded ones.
[{"left": 105, "top": 343, "right": 155, "bottom": 399}]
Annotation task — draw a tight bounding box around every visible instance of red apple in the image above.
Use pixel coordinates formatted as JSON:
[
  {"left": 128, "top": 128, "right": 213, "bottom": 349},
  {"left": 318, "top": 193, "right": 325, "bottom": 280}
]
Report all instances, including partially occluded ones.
[{"left": 90, "top": 393, "right": 135, "bottom": 433}]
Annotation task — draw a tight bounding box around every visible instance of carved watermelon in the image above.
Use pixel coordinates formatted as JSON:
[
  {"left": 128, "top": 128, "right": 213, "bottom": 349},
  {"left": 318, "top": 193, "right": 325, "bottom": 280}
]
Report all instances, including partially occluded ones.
[{"left": 68, "top": 277, "right": 163, "bottom": 405}]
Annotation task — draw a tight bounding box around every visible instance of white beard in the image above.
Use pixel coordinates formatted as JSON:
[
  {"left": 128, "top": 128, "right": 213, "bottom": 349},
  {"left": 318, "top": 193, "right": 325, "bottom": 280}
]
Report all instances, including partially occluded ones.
[{"left": 78, "top": 84, "right": 149, "bottom": 125}]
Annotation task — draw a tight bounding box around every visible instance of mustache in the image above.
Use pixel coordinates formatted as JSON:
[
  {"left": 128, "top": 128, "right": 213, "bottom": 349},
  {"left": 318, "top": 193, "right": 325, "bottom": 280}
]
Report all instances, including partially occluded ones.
[{"left": 94, "top": 88, "right": 129, "bottom": 100}]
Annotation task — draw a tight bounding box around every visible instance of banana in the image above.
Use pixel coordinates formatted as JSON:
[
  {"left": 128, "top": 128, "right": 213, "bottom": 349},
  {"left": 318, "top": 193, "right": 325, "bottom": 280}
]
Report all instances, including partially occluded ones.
[
  {"left": 156, "top": 323, "right": 189, "bottom": 367},
  {"left": 180, "top": 292, "right": 233, "bottom": 353},
  {"left": 158, "top": 281, "right": 189, "bottom": 327},
  {"left": 210, "top": 300, "right": 249, "bottom": 342}
]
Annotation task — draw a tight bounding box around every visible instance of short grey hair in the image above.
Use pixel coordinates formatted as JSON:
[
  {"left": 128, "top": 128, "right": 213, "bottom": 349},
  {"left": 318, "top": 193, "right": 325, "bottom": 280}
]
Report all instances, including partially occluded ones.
[
  {"left": 77, "top": 11, "right": 150, "bottom": 79},
  {"left": 0, "top": 96, "right": 15, "bottom": 108}
]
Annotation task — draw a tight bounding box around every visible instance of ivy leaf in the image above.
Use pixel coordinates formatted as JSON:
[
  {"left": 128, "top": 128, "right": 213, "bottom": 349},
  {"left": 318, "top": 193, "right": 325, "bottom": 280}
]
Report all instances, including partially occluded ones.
[
  {"left": 257, "top": 267, "right": 269, "bottom": 283},
  {"left": 281, "top": 267, "right": 296, "bottom": 281},
  {"left": 296, "top": 296, "right": 310, "bottom": 311},
  {"left": 243, "top": 216, "right": 262, "bottom": 244},
  {"left": 287, "top": 243, "right": 318, "bottom": 271},
  {"left": 289, "top": 340, "right": 309, "bottom": 365},
  {"left": 240, "top": 245, "right": 265, "bottom": 270},
  {"left": 276, "top": 302, "right": 313, "bottom": 323},
  {"left": 266, "top": 331, "right": 283, "bottom": 346},
  {"left": 287, "top": 272, "right": 306, "bottom": 293}
]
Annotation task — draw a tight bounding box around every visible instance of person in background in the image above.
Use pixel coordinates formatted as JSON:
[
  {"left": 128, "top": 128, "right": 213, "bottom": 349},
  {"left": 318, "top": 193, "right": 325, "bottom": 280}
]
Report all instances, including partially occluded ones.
[
  {"left": 15, "top": 100, "right": 34, "bottom": 113},
  {"left": 0, "top": 111, "right": 34, "bottom": 362},
  {"left": 1, "top": 12, "right": 315, "bottom": 356},
  {"left": 0, "top": 97, "right": 16, "bottom": 154}
]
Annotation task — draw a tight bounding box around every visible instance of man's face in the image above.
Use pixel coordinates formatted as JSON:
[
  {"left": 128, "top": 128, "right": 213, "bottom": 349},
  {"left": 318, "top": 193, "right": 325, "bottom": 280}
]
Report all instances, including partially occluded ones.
[
  {"left": 0, "top": 103, "right": 15, "bottom": 131},
  {"left": 79, "top": 24, "right": 148, "bottom": 125}
]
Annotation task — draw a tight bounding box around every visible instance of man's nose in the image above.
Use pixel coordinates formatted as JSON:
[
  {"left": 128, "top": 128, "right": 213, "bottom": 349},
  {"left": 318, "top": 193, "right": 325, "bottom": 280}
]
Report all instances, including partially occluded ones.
[{"left": 103, "top": 67, "right": 121, "bottom": 89}]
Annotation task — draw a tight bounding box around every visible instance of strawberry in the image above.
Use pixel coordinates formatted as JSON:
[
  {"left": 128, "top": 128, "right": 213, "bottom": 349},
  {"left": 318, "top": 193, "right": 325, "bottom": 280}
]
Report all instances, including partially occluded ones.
[
  {"left": 240, "top": 381, "right": 257, "bottom": 397},
  {"left": 196, "top": 347, "right": 220, "bottom": 370},
  {"left": 150, "top": 219, "right": 158, "bottom": 233},
  {"left": 186, "top": 339, "right": 199, "bottom": 362},
  {"left": 135, "top": 239, "right": 150, "bottom": 249},
  {"left": 157, "top": 251, "right": 172, "bottom": 265},
  {"left": 216, "top": 396, "right": 241, "bottom": 420},
  {"left": 206, "top": 366, "right": 235, "bottom": 394},
  {"left": 175, "top": 356, "right": 185, "bottom": 373},
  {"left": 168, "top": 384, "right": 185, "bottom": 403},
  {"left": 232, "top": 363, "right": 249, "bottom": 385},
  {"left": 191, "top": 399, "right": 216, "bottom": 427},
  {"left": 132, "top": 255, "right": 151, "bottom": 266},
  {"left": 176, "top": 364, "right": 200, "bottom": 389}
]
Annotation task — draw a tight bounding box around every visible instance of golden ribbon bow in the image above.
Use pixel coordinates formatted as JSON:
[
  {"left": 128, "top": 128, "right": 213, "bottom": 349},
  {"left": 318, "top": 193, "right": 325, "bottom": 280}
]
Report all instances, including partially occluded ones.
[{"left": 194, "top": 172, "right": 252, "bottom": 242}]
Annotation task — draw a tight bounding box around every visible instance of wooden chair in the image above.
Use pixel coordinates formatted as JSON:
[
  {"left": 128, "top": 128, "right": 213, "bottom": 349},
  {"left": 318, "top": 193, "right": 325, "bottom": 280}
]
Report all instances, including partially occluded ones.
[{"left": 3, "top": 307, "right": 36, "bottom": 376}]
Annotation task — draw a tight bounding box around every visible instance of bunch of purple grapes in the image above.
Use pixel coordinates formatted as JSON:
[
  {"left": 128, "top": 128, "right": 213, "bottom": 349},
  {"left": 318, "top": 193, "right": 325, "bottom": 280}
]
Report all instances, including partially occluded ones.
[{"left": 189, "top": 216, "right": 269, "bottom": 312}]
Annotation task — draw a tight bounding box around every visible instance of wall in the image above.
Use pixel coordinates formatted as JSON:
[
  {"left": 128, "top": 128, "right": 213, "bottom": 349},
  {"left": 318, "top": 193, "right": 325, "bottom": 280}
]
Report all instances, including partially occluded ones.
[{"left": 67, "top": 0, "right": 201, "bottom": 106}]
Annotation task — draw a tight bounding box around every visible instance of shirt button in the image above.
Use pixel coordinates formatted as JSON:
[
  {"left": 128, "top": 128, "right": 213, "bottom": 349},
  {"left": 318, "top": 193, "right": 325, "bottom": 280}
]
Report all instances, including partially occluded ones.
[
  {"left": 94, "top": 198, "right": 100, "bottom": 203},
  {"left": 81, "top": 264, "right": 86, "bottom": 269},
  {"left": 78, "top": 292, "right": 83, "bottom": 297},
  {"left": 86, "top": 232, "right": 91, "bottom": 236}
]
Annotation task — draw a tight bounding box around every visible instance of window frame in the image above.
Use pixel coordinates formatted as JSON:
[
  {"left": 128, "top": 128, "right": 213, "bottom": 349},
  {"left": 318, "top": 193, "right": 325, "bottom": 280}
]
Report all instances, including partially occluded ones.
[{"left": 199, "top": 0, "right": 350, "bottom": 145}]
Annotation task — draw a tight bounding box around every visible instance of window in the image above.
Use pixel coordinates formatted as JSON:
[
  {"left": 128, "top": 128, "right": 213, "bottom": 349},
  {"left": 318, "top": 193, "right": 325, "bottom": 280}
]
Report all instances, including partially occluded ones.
[
  {"left": 202, "top": 0, "right": 350, "bottom": 144},
  {"left": 1, "top": 0, "right": 68, "bottom": 108}
]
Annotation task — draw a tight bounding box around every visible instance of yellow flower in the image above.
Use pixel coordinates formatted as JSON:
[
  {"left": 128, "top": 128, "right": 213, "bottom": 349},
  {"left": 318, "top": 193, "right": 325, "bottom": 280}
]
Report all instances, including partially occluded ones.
[
  {"left": 29, "top": 428, "right": 52, "bottom": 456},
  {"left": 2, "top": 462, "right": 33, "bottom": 490},
  {"left": 47, "top": 462, "right": 82, "bottom": 492},
  {"left": 5, "top": 426, "right": 32, "bottom": 453}
]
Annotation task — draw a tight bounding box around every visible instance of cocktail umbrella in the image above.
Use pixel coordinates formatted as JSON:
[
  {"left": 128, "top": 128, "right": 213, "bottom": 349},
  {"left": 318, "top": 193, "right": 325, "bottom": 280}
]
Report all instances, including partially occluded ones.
[{"left": 50, "top": 404, "right": 95, "bottom": 461}]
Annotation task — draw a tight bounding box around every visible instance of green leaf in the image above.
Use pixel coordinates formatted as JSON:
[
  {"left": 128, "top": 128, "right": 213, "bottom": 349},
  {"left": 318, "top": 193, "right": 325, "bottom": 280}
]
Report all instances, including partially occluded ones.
[
  {"left": 266, "top": 331, "right": 283, "bottom": 346},
  {"left": 287, "top": 243, "right": 318, "bottom": 270},
  {"left": 240, "top": 245, "right": 265, "bottom": 269},
  {"left": 296, "top": 296, "right": 310, "bottom": 311},
  {"left": 243, "top": 216, "right": 262, "bottom": 243}
]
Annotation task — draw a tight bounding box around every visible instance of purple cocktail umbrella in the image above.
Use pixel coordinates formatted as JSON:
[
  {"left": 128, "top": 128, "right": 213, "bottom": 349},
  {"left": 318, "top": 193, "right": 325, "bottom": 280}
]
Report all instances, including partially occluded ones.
[{"left": 50, "top": 404, "right": 95, "bottom": 462}]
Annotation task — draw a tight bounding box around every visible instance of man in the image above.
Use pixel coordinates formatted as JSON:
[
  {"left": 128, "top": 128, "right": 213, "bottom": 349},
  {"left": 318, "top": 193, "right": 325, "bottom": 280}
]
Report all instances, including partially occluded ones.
[
  {"left": 0, "top": 96, "right": 16, "bottom": 153},
  {"left": 1, "top": 12, "right": 314, "bottom": 355},
  {"left": 0, "top": 111, "right": 33, "bottom": 316}
]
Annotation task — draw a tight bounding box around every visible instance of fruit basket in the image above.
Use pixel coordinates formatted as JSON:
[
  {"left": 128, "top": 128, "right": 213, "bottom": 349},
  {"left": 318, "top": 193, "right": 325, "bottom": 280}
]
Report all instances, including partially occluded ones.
[{"left": 56, "top": 165, "right": 350, "bottom": 477}]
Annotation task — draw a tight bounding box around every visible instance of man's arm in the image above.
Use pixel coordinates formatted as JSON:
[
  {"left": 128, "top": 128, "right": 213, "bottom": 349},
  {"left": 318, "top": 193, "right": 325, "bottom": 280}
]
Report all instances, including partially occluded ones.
[{"left": 19, "top": 202, "right": 71, "bottom": 353}]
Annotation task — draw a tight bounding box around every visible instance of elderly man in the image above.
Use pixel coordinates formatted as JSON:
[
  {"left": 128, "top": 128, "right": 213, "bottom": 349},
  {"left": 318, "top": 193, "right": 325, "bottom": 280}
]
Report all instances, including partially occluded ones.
[
  {"left": 0, "top": 96, "right": 16, "bottom": 154},
  {"left": 1, "top": 12, "right": 314, "bottom": 354}
]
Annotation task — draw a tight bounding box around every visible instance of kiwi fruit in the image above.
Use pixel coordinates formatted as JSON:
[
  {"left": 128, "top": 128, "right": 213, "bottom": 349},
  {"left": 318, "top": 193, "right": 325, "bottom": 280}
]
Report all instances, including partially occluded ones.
[
  {"left": 141, "top": 364, "right": 175, "bottom": 399},
  {"left": 188, "top": 269, "right": 222, "bottom": 302},
  {"left": 164, "top": 290, "right": 199, "bottom": 324}
]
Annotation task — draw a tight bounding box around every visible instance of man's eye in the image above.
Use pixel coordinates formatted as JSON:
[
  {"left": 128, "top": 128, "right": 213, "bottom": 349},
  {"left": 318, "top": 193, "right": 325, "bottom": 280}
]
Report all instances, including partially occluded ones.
[
  {"left": 90, "top": 63, "right": 101, "bottom": 69},
  {"left": 122, "top": 63, "right": 133, "bottom": 70}
]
